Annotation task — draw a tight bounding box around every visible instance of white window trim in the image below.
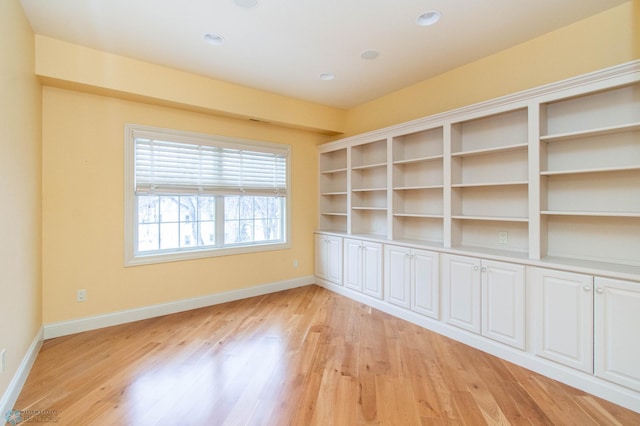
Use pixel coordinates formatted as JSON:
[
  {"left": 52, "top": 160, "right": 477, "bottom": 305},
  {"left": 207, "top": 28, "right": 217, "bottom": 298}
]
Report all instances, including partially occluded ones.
[{"left": 124, "top": 124, "right": 292, "bottom": 267}]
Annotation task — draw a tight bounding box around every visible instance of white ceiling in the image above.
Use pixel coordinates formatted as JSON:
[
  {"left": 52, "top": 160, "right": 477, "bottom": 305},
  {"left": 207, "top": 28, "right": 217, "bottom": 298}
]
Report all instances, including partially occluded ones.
[{"left": 20, "top": 0, "right": 628, "bottom": 109}]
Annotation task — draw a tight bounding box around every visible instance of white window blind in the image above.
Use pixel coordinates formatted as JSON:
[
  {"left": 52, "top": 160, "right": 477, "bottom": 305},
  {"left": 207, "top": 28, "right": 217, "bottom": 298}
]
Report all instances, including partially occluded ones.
[{"left": 134, "top": 137, "right": 288, "bottom": 196}]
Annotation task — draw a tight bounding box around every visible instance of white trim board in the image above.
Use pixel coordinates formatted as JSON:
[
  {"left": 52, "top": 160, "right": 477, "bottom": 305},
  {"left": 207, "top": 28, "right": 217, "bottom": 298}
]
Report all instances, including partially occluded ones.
[
  {"left": 0, "top": 328, "right": 43, "bottom": 416},
  {"left": 44, "top": 276, "right": 314, "bottom": 339}
]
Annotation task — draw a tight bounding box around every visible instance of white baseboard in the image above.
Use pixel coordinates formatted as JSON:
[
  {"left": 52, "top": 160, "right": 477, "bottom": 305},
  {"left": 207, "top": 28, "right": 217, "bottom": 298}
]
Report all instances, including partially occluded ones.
[
  {"left": 44, "top": 276, "right": 314, "bottom": 339},
  {"left": 0, "top": 328, "right": 43, "bottom": 416},
  {"left": 315, "top": 277, "right": 640, "bottom": 414}
]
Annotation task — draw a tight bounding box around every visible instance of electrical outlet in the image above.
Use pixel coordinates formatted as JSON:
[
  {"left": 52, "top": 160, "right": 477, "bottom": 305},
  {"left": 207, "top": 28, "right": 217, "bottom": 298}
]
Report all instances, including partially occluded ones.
[
  {"left": 498, "top": 231, "right": 509, "bottom": 245},
  {"left": 293, "top": 259, "right": 299, "bottom": 268},
  {"left": 1, "top": 348, "right": 6, "bottom": 373},
  {"left": 77, "top": 289, "right": 87, "bottom": 302}
]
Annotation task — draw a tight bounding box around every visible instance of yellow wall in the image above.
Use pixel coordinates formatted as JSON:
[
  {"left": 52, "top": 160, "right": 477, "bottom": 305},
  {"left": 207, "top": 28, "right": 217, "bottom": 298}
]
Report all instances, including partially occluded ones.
[
  {"left": 42, "top": 87, "right": 322, "bottom": 323},
  {"left": 343, "top": 1, "right": 639, "bottom": 136},
  {"left": 35, "top": 36, "right": 346, "bottom": 136},
  {"left": 0, "top": 1, "right": 42, "bottom": 397}
]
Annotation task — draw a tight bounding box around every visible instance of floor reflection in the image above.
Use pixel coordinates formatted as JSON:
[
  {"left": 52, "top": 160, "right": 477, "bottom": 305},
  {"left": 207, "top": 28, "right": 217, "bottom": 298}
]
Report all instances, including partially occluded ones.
[{"left": 127, "top": 330, "right": 287, "bottom": 424}]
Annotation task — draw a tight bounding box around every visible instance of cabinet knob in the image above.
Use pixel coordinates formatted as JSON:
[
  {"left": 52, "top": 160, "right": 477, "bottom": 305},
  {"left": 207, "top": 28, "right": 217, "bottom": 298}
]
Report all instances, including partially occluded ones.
[
  {"left": 596, "top": 287, "right": 604, "bottom": 294},
  {"left": 473, "top": 266, "right": 479, "bottom": 271},
  {"left": 583, "top": 286, "right": 591, "bottom": 292},
  {"left": 481, "top": 267, "right": 487, "bottom": 272}
]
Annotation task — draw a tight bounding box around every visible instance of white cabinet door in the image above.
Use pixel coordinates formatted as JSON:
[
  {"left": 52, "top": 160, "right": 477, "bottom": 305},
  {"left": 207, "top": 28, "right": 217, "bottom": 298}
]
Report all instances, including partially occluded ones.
[
  {"left": 442, "top": 254, "right": 482, "bottom": 334},
  {"left": 443, "top": 255, "right": 525, "bottom": 349},
  {"left": 482, "top": 260, "right": 525, "bottom": 350},
  {"left": 385, "top": 245, "right": 411, "bottom": 308},
  {"left": 344, "top": 238, "right": 383, "bottom": 299},
  {"left": 531, "top": 267, "right": 593, "bottom": 373},
  {"left": 362, "top": 241, "right": 383, "bottom": 299},
  {"left": 315, "top": 234, "right": 328, "bottom": 279},
  {"left": 412, "top": 249, "right": 440, "bottom": 319},
  {"left": 315, "top": 235, "right": 343, "bottom": 285},
  {"left": 326, "top": 236, "right": 343, "bottom": 284},
  {"left": 595, "top": 277, "right": 640, "bottom": 392},
  {"left": 343, "top": 238, "right": 362, "bottom": 291}
]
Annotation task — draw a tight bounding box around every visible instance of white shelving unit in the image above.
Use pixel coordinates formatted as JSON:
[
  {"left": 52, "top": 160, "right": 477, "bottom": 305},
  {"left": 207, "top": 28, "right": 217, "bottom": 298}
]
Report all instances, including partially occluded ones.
[
  {"left": 317, "top": 62, "right": 640, "bottom": 273},
  {"left": 350, "top": 138, "right": 388, "bottom": 237},
  {"left": 319, "top": 148, "right": 348, "bottom": 232},
  {"left": 391, "top": 127, "right": 444, "bottom": 245},
  {"left": 450, "top": 109, "right": 529, "bottom": 256},
  {"left": 539, "top": 84, "right": 640, "bottom": 268}
]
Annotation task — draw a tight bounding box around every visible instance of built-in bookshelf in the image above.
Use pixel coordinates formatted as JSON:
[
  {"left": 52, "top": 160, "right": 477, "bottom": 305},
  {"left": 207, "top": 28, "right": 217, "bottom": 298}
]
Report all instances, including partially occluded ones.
[
  {"left": 539, "top": 83, "right": 640, "bottom": 267},
  {"left": 319, "top": 147, "right": 348, "bottom": 232},
  {"left": 317, "top": 63, "right": 640, "bottom": 272},
  {"left": 351, "top": 138, "right": 388, "bottom": 237},
  {"left": 391, "top": 127, "right": 444, "bottom": 244},
  {"left": 450, "top": 109, "right": 529, "bottom": 255}
]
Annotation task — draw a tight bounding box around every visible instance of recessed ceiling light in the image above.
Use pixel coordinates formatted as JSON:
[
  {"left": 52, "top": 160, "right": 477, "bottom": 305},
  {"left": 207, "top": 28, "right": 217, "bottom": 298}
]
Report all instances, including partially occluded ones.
[
  {"left": 361, "top": 50, "right": 380, "bottom": 60},
  {"left": 319, "top": 73, "right": 335, "bottom": 81},
  {"left": 416, "top": 10, "right": 441, "bottom": 26},
  {"left": 234, "top": 0, "right": 258, "bottom": 8},
  {"left": 203, "top": 33, "right": 224, "bottom": 45}
]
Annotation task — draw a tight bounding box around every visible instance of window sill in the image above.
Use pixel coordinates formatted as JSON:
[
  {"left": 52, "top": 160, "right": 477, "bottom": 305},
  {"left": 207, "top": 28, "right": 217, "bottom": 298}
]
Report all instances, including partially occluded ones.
[{"left": 124, "top": 241, "right": 291, "bottom": 267}]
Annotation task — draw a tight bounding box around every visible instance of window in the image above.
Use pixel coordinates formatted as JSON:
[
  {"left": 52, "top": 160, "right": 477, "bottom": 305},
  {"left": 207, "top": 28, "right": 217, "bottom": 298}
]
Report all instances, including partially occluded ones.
[{"left": 125, "top": 124, "right": 290, "bottom": 266}]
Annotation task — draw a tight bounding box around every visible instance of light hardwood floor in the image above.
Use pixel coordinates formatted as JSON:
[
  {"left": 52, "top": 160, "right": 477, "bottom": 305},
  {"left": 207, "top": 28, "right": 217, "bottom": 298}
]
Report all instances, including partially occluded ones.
[{"left": 13, "top": 285, "right": 640, "bottom": 425}]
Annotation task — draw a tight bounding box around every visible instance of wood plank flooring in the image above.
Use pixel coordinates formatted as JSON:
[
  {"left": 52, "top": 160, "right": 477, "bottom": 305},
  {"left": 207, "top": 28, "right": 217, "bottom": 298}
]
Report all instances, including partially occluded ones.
[{"left": 12, "top": 285, "right": 640, "bottom": 425}]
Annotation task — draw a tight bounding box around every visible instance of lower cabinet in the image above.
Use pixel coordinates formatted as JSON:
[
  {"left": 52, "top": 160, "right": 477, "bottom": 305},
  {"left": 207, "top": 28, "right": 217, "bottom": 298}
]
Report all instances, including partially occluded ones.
[
  {"left": 384, "top": 245, "right": 439, "bottom": 319},
  {"left": 594, "top": 276, "right": 640, "bottom": 392},
  {"left": 442, "top": 254, "right": 482, "bottom": 333},
  {"left": 315, "top": 234, "right": 343, "bottom": 285},
  {"left": 343, "top": 238, "right": 383, "bottom": 299},
  {"left": 531, "top": 268, "right": 640, "bottom": 392},
  {"left": 442, "top": 254, "right": 525, "bottom": 350},
  {"left": 530, "top": 267, "right": 594, "bottom": 373}
]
